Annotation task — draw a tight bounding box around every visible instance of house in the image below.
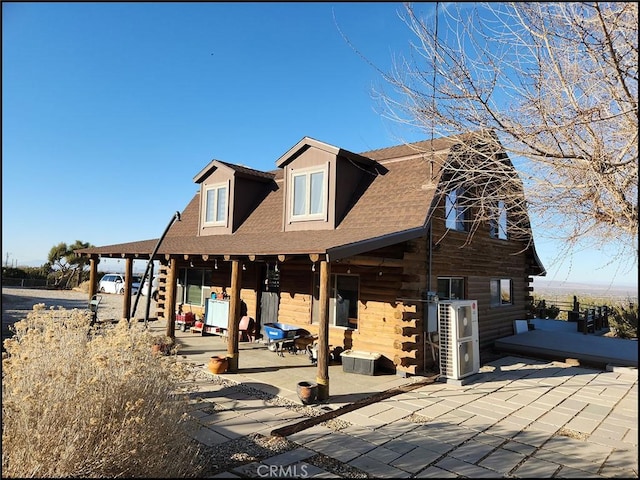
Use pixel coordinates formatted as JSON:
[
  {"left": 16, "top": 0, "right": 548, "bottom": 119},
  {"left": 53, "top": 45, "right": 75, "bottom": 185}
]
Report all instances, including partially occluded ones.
[{"left": 78, "top": 130, "right": 545, "bottom": 394}]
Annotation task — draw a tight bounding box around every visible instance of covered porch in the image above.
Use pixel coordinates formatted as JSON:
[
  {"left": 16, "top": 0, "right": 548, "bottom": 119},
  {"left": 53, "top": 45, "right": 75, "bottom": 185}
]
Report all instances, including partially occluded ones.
[
  {"left": 82, "top": 241, "right": 428, "bottom": 402},
  {"left": 84, "top": 251, "right": 340, "bottom": 401},
  {"left": 145, "top": 317, "right": 428, "bottom": 409}
]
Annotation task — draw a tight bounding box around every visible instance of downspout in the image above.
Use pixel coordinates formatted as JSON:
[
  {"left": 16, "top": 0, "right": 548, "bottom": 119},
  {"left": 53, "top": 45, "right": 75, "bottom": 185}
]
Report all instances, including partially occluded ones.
[
  {"left": 425, "top": 221, "right": 433, "bottom": 372},
  {"left": 428, "top": 220, "right": 432, "bottom": 293},
  {"left": 424, "top": 213, "right": 440, "bottom": 371}
]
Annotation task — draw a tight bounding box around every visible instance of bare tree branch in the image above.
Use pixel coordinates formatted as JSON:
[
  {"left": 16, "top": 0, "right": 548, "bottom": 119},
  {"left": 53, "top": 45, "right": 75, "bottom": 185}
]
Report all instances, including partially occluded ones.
[{"left": 374, "top": 2, "right": 637, "bottom": 272}]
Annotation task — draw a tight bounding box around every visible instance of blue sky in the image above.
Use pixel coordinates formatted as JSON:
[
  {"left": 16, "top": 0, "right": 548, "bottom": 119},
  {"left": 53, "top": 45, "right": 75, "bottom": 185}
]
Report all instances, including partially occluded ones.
[{"left": 2, "top": 2, "right": 637, "bottom": 291}]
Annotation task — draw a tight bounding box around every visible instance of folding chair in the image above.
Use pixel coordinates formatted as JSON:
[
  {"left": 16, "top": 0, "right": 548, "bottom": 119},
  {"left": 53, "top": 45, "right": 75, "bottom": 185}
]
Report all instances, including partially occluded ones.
[{"left": 89, "top": 294, "right": 102, "bottom": 325}]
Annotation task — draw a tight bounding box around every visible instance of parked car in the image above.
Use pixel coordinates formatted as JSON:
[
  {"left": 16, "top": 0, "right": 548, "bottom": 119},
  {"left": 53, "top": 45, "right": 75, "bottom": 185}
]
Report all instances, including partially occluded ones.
[
  {"left": 98, "top": 274, "right": 141, "bottom": 295},
  {"left": 141, "top": 275, "right": 159, "bottom": 301}
]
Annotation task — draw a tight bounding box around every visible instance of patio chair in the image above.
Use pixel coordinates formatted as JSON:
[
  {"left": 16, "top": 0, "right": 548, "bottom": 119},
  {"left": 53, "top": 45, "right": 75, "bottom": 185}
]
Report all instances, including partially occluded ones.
[
  {"left": 89, "top": 294, "right": 102, "bottom": 326},
  {"left": 239, "top": 315, "right": 257, "bottom": 342}
]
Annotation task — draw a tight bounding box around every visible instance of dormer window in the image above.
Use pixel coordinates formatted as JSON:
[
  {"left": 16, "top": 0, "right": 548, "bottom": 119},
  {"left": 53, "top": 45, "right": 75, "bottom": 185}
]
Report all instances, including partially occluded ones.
[
  {"left": 204, "top": 183, "right": 228, "bottom": 225},
  {"left": 290, "top": 166, "right": 327, "bottom": 221}
]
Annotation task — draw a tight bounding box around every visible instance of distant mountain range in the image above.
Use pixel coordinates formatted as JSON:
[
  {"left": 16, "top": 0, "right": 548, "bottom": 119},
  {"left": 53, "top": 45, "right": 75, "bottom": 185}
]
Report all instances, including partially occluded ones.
[
  {"left": 13, "top": 258, "right": 152, "bottom": 274},
  {"left": 532, "top": 279, "right": 638, "bottom": 302}
]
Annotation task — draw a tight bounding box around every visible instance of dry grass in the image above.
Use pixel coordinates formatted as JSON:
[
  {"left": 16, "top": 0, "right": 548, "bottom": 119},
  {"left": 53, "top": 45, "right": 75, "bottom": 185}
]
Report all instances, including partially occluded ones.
[
  {"left": 2, "top": 304, "right": 205, "bottom": 478},
  {"left": 556, "top": 427, "right": 590, "bottom": 441}
]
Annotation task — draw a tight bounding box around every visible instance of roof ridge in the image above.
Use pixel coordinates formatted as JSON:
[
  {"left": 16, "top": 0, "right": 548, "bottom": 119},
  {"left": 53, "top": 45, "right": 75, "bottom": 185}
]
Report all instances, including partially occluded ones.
[
  {"left": 358, "top": 130, "right": 501, "bottom": 163},
  {"left": 217, "top": 160, "right": 274, "bottom": 178},
  {"left": 359, "top": 138, "right": 434, "bottom": 156},
  {"left": 358, "top": 129, "right": 493, "bottom": 158}
]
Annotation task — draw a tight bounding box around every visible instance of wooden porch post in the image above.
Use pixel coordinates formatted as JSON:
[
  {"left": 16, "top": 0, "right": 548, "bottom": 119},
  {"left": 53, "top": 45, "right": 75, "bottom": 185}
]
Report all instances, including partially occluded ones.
[
  {"left": 165, "top": 258, "right": 177, "bottom": 339},
  {"left": 316, "top": 259, "right": 330, "bottom": 401},
  {"left": 227, "top": 259, "right": 242, "bottom": 372},
  {"left": 123, "top": 258, "right": 133, "bottom": 321},
  {"left": 88, "top": 257, "right": 98, "bottom": 300}
]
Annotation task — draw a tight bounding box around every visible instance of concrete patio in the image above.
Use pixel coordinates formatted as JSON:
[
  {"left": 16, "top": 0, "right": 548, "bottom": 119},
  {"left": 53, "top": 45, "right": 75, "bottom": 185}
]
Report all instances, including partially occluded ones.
[
  {"left": 164, "top": 318, "right": 637, "bottom": 478},
  {"left": 158, "top": 322, "right": 427, "bottom": 409}
]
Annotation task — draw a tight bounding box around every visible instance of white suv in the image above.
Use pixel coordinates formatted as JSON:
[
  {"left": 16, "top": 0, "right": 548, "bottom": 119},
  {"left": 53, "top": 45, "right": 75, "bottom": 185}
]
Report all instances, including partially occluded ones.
[
  {"left": 98, "top": 274, "right": 141, "bottom": 295},
  {"left": 141, "top": 275, "right": 159, "bottom": 301}
]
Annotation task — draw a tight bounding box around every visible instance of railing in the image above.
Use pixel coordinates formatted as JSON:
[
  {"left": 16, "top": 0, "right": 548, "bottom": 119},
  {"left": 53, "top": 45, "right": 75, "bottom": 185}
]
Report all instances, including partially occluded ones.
[
  {"left": 533, "top": 295, "right": 610, "bottom": 335},
  {"left": 1, "top": 278, "right": 51, "bottom": 288},
  {"left": 567, "top": 306, "right": 610, "bottom": 334}
]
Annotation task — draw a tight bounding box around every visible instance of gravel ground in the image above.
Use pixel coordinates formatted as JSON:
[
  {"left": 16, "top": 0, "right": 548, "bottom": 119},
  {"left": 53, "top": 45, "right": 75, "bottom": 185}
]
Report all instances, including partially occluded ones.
[
  {"left": 1, "top": 287, "right": 155, "bottom": 344},
  {"left": 1, "top": 287, "right": 368, "bottom": 477},
  {"left": 190, "top": 370, "right": 367, "bottom": 478}
]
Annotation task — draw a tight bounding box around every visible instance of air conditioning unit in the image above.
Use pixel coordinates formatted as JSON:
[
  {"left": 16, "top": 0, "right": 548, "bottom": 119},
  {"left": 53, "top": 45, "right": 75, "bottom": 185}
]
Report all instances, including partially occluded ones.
[{"left": 438, "top": 300, "right": 480, "bottom": 380}]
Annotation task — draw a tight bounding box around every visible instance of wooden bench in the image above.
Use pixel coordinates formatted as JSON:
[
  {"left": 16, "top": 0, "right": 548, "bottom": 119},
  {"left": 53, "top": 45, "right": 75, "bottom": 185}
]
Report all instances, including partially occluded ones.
[
  {"left": 578, "top": 308, "right": 596, "bottom": 334},
  {"left": 595, "top": 306, "right": 609, "bottom": 330}
]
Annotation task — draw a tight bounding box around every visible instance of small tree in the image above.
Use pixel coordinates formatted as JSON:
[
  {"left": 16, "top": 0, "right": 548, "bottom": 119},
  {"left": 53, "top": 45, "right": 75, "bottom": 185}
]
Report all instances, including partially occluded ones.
[
  {"left": 1, "top": 267, "right": 28, "bottom": 280},
  {"left": 23, "top": 264, "right": 52, "bottom": 281},
  {"left": 47, "top": 240, "right": 94, "bottom": 288},
  {"left": 47, "top": 242, "right": 71, "bottom": 287},
  {"left": 67, "top": 240, "right": 93, "bottom": 287}
]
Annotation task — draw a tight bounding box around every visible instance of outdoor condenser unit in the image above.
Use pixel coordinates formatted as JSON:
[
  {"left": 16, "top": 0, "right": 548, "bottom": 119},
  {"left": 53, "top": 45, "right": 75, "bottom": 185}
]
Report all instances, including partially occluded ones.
[{"left": 438, "top": 300, "right": 480, "bottom": 380}]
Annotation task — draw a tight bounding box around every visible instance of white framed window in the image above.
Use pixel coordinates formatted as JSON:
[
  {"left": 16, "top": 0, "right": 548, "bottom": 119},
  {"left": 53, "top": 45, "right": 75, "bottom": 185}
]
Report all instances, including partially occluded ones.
[
  {"left": 312, "top": 273, "right": 359, "bottom": 329},
  {"left": 437, "top": 277, "right": 465, "bottom": 300},
  {"left": 489, "top": 200, "right": 508, "bottom": 240},
  {"left": 204, "top": 183, "right": 228, "bottom": 225},
  {"left": 445, "top": 187, "right": 467, "bottom": 231},
  {"left": 290, "top": 166, "right": 327, "bottom": 221},
  {"left": 490, "top": 278, "right": 512, "bottom": 306},
  {"left": 178, "top": 267, "right": 213, "bottom": 306}
]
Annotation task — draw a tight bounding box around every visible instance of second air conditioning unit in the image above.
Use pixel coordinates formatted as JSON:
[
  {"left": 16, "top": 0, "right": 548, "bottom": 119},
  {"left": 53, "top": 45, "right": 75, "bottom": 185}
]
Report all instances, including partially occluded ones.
[{"left": 438, "top": 300, "right": 480, "bottom": 380}]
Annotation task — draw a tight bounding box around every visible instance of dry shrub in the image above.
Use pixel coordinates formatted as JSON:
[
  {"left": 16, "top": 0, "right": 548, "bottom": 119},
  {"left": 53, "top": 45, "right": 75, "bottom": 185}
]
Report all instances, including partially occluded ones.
[
  {"left": 2, "top": 304, "right": 205, "bottom": 478},
  {"left": 609, "top": 301, "right": 638, "bottom": 339},
  {"left": 74, "top": 280, "right": 92, "bottom": 293}
]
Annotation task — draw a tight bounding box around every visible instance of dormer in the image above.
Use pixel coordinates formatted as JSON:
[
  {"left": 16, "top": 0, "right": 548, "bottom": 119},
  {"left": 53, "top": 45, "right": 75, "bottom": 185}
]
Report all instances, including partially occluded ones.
[
  {"left": 193, "top": 160, "right": 274, "bottom": 235},
  {"left": 276, "top": 137, "right": 377, "bottom": 231}
]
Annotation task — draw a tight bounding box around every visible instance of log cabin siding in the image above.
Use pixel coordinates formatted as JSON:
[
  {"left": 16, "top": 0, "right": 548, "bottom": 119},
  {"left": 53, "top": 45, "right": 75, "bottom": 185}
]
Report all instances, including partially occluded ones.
[
  {"left": 157, "top": 216, "right": 532, "bottom": 371},
  {"left": 467, "top": 275, "right": 527, "bottom": 350},
  {"left": 276, "top": 262, "right": 313, "bottom": 326},
  {"left": 430, "top": 197, "right": 532, "bottom": 350},
  {"left": 270, "top": 252, "right": 423, "bottom": 374}
]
